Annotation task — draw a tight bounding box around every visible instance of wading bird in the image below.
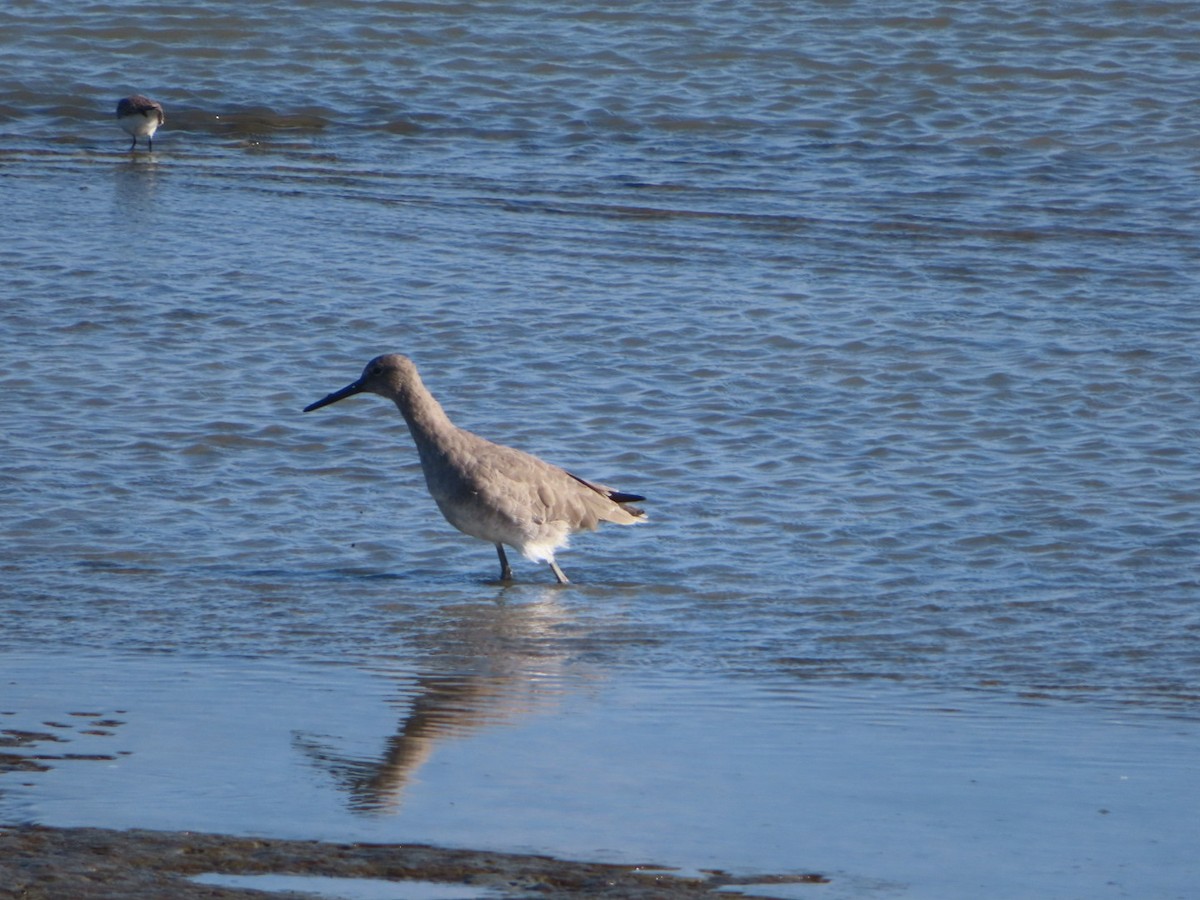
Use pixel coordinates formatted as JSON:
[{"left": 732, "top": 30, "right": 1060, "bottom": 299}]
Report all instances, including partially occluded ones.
[
  {"left": 116, "top": 95, "right": 164, "bottom": 151},
  {"left": 304, "top": 354, "right": 646, "bottom": 583}
]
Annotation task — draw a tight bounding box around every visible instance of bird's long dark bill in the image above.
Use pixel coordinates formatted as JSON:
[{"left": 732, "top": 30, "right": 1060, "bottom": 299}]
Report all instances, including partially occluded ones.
[{"left": 303, "top": 380, "right": 364, "bottom": 412}]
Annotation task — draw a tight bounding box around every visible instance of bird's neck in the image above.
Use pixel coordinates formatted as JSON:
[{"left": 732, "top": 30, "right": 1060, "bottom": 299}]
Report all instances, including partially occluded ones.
[{"left": 393, "top": 376, "right": 456, "bottom": 445}]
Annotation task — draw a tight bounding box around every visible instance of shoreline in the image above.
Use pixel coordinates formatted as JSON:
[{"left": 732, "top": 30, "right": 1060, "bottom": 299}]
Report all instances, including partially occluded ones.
[{"left": 0, "top": 824, "right": 827, "bottom": 900}]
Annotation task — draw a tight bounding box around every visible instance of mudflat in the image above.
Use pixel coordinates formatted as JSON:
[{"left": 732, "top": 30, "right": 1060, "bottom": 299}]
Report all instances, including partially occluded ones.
[{"left": 0, "top": 825, "right": 826, "bottom": 900}]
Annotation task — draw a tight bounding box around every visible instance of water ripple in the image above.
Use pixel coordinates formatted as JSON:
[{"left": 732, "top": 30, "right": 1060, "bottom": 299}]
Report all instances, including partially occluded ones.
[{"left": 0, "top": 0, "right": 1198, "bottom": 716}]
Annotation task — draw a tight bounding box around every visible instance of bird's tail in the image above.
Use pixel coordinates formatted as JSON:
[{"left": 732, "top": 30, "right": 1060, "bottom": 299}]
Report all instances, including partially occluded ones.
[{"left": 567, "top": 472, "right": 647, "bottom": 523}]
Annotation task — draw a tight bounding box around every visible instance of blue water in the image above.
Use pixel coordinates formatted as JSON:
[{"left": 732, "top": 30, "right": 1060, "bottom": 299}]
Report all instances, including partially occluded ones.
[
  {"left": 4, "top": 650, "right": 1198, "bottom": 900},
  {"left": 1, "top": 2, "right": 1198, "bottom": 897}
]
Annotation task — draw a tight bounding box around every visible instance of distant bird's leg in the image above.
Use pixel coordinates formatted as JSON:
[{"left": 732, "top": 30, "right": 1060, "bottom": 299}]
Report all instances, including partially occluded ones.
[
  {"left": 548, "top": 561, "right": 570, "bottom": 585},
  {"left": 129, "top": 136, "right": 136, "bottom": 151},
  {"left": 147, "top": 136, "right": 153, "bottom": 152},
  {"left": 496, "top": 544, "right": 514, "bottom": 582}
]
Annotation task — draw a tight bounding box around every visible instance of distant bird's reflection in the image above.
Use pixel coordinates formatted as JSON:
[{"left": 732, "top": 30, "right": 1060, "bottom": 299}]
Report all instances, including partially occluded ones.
[{"left": 294, "top": 589, "right": 586, "bottom": 813}]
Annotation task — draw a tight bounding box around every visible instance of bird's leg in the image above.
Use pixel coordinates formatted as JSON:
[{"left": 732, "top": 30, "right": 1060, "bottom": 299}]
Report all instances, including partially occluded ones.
[
  {"left": 129, "top": 136, "right": 137, "bottom": 151},
  {"left": 548, "top": 561, "right": 570, "bottom": 584},
  {"left": 148, "top": 136, "right": 153, "bottom": 152},
  {"left": 496, "top": 544, "right": 514, "bottom": 582}
]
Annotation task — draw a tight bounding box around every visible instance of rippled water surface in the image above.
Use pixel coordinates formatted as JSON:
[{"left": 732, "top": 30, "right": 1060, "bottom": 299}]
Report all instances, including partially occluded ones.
[{"left": 2, "top": 2, "right": 1199, "bottom": 897}]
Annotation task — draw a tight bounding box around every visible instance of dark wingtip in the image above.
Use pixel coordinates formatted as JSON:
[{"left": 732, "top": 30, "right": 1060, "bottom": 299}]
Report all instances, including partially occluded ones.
[
  {"left": 565, "top": 471, "right": 645, "bottom": 505},
  {"left": 608, "top": 491, "right": 646, "bottom": 504}
]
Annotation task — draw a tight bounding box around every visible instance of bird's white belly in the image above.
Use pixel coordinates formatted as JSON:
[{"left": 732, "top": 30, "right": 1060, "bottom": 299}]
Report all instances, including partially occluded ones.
[{"left": 119, "top": 114, "right": 160, "bottom": 138}]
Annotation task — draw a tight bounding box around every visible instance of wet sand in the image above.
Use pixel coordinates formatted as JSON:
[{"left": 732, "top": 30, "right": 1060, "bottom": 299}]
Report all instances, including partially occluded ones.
[{"left": 0, "top": 824, "right": 826, "bottom": 900}]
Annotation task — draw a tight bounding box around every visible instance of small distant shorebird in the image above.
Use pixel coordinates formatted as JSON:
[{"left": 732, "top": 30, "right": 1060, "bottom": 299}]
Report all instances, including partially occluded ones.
[
  {"left": 116, "top": 95, "right": 164, "bottom": 151},
  {"left": 304, "top": 354, "right": 647, "bottom": 584}
]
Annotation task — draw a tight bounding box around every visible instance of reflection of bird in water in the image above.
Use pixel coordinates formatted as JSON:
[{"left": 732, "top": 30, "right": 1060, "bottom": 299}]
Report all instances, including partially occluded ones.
[
  {"left": 296, "top": 671, "right": 551, "bottom": 813},
  {"left": 295, "top": 593, "right": 581, "bottom": 813},
  {"left": 304, "top": 353, "right": 646, "bottom": 584}
]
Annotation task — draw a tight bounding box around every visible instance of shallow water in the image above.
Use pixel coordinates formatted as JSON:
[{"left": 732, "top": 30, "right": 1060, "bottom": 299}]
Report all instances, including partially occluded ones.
[
  {"left": 4, "top": 651, "right": 1198, "bottom": 900},
  {"left": 2, "top": 1, "right": 1199, "bottom": 897},
  {"left": 190, "top": 873, "right": 500, "bottom": 900}
]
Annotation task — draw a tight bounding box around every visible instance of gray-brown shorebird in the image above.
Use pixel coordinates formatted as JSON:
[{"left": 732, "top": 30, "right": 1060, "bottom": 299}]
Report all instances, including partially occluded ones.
[{"left": 304, "top": 354, "right": 646, "bottom": 583}]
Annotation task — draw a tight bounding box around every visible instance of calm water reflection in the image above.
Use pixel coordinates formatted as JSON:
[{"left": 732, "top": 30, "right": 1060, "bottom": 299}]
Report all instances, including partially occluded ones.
[
  {"left": 297, "top": 593, "right": 575, "bottom": 813},
  {"left": 3, "top": 650, "right": 1198, "bottom": 899}
]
